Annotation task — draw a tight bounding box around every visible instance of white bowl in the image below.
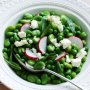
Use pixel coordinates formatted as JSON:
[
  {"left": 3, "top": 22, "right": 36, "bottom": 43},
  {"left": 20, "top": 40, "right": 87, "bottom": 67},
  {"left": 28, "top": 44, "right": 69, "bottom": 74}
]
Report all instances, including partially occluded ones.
[{"left": 0, "top": 1, "right": 90, "bottom": 90}]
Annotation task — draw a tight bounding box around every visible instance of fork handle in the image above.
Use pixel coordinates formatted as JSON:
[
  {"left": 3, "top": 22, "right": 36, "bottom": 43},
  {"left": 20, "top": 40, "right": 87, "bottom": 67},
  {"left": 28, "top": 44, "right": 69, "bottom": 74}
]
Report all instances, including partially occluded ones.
[{"left": 44, "top": 69, "right": 84, "bottom": 90}]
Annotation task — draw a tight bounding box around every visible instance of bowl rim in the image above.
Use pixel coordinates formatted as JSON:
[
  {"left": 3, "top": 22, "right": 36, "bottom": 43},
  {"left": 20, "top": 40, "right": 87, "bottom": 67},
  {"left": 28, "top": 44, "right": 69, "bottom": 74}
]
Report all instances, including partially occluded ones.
[{"left": 0, "top": 1, "right": 90, "bottom": 90}]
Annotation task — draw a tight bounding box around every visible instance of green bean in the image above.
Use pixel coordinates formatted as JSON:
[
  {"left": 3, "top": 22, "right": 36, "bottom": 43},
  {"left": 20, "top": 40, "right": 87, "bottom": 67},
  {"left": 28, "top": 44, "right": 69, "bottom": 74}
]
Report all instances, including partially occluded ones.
[
  {"left": 4, "top": 39, "right": 10, "bottom": 47},
  {"left": 34, "top": 61, "right": 45, "bottom": 70},
  {"left": 41, "top": 73, "right": 48, "bottom": 85}
]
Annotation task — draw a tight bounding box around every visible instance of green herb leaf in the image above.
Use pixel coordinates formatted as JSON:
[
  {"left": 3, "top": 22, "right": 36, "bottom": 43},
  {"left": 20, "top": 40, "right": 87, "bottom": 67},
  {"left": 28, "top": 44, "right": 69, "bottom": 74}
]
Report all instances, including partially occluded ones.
[{"left": 5, "top": 59, "right": 21, "bottom": 70}]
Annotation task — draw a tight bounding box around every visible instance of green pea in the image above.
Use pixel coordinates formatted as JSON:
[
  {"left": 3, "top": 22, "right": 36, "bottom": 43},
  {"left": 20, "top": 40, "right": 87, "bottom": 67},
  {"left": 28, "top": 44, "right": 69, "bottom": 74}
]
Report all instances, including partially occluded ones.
[
  {"left": 47, "top": 28, "right": 53, "bottom": 34},
  {"left": 2, "top": 48, "right": 8, "bottom": 53},
  {"left": 71, "top": 49, "right": 77, "bottom": 55},
  {"left": 72, "top": 44, "right": 79, "bottom": 50},
  {"left": 66, "top": 45, "right": 72, "bottom": 52},
  {"left": 75, "top": 25, "right": 81, "bottom": 31},
  {"left": 5, "top": 26, "right": 15, "bottom": 36},
  {"left": 4, "top": 39, "right": 10, "bottom": 47},
  {"left": 57, "top": 36, "right": 63, "bottom": 41},
  {"left": 51, "top": 65, "right": 55, "bottom": 70},
  {"left": 82, "top": 40, "right": 86, "bottom": 46},
  {"left": 14, "top": 34, "right": 20, "bottom": 41},
  {"left": 69, "top": 55, "right": 74, "bottom": 59},
  {"left": 60, "top": 58, "right": 65, "bottom": 64},
  {"left": 34, "top": 16, "right": 42, "bottom": 21},
  {"left": 52, "top": 79, "right": 61, "bottom": 84},
  {"left": 18, "top": 48, "right": 23, "bottom": 54},
  {"left": 16, "top": 24, "right": 22, "bottom": 29},
  {"left": 23, "top": 13, "right": 33, "bottom": 19},
  {"left": 6, "top": 32, "right": 14, "bottom": 37},
  {"left": 81, "top": 32, "right": 87, "bottom": 38},
  {"left": 14, "top": 29, "right": 19, "bottom": 33},
  {"left": 10, "top": 37, "right": 14, "bottom": 42},
  {"left": 76, "top": 31, "right": 81, "bottom": 36},
  {"left": 47, "top": 44, "right": 55, "bottom": 52},
  {"left": 66, "top": 75, "right": 71, "bottom": 80},
  {"left": 53, "top": 29, "right": 58, "bottom": 35},
  {"left": 71, "top": 72, "right": 76, "bottom": 78},
  {"left": 64, "top": 62, "right": 72, "bottom": 69},
  {"left": 47, "top": 60, "right": 53, "bottom": 64},
  {"left": 85, "top": 46, "right": 88, "bottom": 51},
  {"left": 51, "top": 22, "right": 57, "bottom": 29},
  {"left": 27, "top": 75, "right": 36, "bottom": 83},
  {"left": 57, "top": 32, "right": 64, "bottom": 37},
  {"left": 55, "top": 47, "right": 60, "bottom": 53},
  {"left": 34, "top": 61, "right": 45, "bottom": 70},
  {"left": 27, "top": 60, "right": 35, "bottom": 66},
  {"left": 3, "top": 52, "right": 9, "bottom": 59},
  {"left": 61, "top": 15, "right": 67, "bottom": 25},
  {"left": 40, "top": 10, "right": 50, "bottom": 16},
  {"left": 32, "top": 30, "right": 41, "bottom": 36},
  {"left": 67, "top": 33, "right": 73, "bottom": 37},
  {"left": 48, "top": 34, "right": 54, "bottom": 42},
  {"left": 82, "top": 57, "right": 86, "bottom": 63},
  {"left": 41, "top": 73, "right": 48, "bottom": 85},
  {"left": 65, "top": 69, "right": 72, "bottom": 75},
  {"left": 46, "top": 64, "right": 51, "bottom": 69},
  {"left": 64, "top": 29, "right": 69, "bottom": 35},
  {"left": 75, "top": 66, "right": 82, "bottom": 74}
]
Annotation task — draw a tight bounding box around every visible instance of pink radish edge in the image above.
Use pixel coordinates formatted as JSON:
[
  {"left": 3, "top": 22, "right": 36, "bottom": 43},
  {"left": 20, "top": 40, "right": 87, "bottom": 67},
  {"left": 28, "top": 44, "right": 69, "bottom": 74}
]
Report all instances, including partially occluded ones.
[
  {"left": 68, "top": 36, "right": 83, "bottom": 49},
  {"left": 38, "top": 36, "right": 47, "bottom": 54},
  {"left": 24, "top": 49, "right": 38, "bottom": 61},
  {"left": 55, "top": 52, "right": 66, "bottom": 61},
  {"left": 20, "top": 23, "right": 30, "bottom": 32}
]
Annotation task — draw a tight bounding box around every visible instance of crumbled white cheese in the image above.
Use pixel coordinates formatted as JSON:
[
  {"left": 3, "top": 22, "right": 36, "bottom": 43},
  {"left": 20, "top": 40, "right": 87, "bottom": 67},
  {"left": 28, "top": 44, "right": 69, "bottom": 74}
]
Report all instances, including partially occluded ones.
[
  {"left": 14, "top": 41, "right": 22, "bottom": 47},
  {"left": 71, "top": 58, "right": 81, "bottom": 67},
  {"left": 48, "top": 15, "right": 63, "bottom": 32},
  {"left": 76, "top": 48, "right": 87, "bottom": 59},
  {"left": 18, "top": 31, "right": 26, "bottom": 38},
  {"left": 66, "top": 55, "right": 71, "bottom": 63},
  {"left": 31, "top": 20, "right": 38, "bottom": 29},
  {"left": 21, "top": 40, "right": 28, "bottom": 45},
  {"left": 61, "top": 39, "right": 71, "bottom": 49},
  {"left": 50, "top": 38, "right": 61, "bottom": 47},
  {"left": 29, "top": 39, "right": 33, "bottom": 44},
  {"left": 37, "top": 53, "right": 44, "bottom": 59}
]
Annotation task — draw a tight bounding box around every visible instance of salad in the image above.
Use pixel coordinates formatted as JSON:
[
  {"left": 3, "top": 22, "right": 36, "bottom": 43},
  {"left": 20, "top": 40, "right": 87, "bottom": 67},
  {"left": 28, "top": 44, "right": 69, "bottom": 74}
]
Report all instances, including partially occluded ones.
[{"left": 3, "top": 10, "right": 88, "bottom": 85}]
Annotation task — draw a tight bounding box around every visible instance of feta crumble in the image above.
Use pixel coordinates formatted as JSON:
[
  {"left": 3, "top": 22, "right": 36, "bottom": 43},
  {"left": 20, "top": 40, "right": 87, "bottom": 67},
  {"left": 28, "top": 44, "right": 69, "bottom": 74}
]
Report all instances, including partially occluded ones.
[
  {"left": 71, "top": 58, "right": 81, "bottom": 67},
  {"left": 18, "top": 31, "right": 26, "bottom": 38},
  {"left": 31, "top": 20, "right": 38, "bottom": 29},
  {"left": 48, "top": 15, "right": 63, "bottom": 32},
  {"left": 66, "top": 55, "right": 71, "bottom": 63},
  {"left": 76, "top": 48, "right": 87, "bottom": 59},
  {"left": 29, "top": 39, "right": 33, "bottom": 44},
  {"left": 21, "top": 40, "right": 28, "bottom": 45},
  {"left": 61, "top": 39, "right": 71, "bottom": 49},
  {"left": 14, "top": 41, "right": 22, "bottom": 47}
]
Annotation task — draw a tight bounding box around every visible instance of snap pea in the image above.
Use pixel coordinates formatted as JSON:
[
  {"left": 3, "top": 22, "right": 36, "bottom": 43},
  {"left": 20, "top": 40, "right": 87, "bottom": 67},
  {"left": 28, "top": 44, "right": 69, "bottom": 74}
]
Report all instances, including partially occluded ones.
[{"left": 41, "top": 73, "right": 48, "bottom": 85}]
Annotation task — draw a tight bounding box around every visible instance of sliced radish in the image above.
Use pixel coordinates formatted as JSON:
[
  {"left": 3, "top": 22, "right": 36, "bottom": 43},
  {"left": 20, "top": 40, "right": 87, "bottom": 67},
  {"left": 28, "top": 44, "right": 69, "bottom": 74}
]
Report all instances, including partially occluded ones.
[
  {"left": 20, "top": 23, "right": 30, "bottom": 32},
  {"left": 68, "top": 36, "right": 83, "bottom": 49},
  {"left": 25, "top": 48, "right": 38, "bottom": 60},
  {"left": 55, "top": 52, "right": 66, "bottom": 61},
  {"left": 38, "top": 36, "right": 47, "bottom": 54}
]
